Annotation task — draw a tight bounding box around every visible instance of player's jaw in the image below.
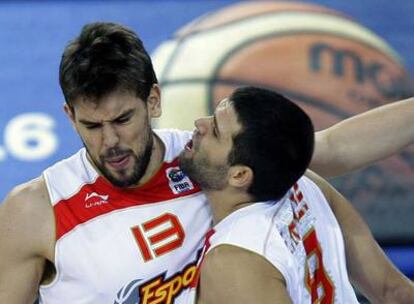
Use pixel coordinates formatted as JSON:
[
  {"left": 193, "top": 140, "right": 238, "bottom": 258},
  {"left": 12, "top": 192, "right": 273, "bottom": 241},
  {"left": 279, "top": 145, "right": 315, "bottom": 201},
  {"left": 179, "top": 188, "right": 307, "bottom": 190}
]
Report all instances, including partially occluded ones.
[
  {"left": 179, "top": 144, "right": 228, "bottom": 191},
  {"left": 103, "top": 148, "right": 133, "bottom": 171},
  {"left": 91, "top": 135, "right": 153, "bottom": 188},
  {"left": 101, "top": 147, "right": 137, "bottom": 180},
  {"left": 100, "top": 146, "right": 152, "bottom": 187}
]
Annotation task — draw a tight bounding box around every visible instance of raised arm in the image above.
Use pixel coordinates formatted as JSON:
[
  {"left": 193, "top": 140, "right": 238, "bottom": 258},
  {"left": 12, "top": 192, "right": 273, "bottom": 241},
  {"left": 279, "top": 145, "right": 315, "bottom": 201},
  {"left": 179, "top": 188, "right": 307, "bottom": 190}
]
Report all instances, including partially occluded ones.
[
  {"left": 0, "top": 177, "right": 55, "bottom": 303},
  {"left": 197, "top": 245, "right": 292, "bottom": 304},
  {"left": 307, "top": 170, "right": 414, "bottom": 303},
  {"left": 311, "top": 97, "right": 414, "bottom": 177}
]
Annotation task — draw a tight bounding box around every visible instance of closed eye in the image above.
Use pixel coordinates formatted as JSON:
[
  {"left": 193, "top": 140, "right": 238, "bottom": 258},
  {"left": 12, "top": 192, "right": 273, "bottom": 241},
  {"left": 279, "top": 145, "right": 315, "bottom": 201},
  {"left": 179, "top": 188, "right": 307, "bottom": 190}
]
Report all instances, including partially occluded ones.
[
  {"left": 114, "top": 110, "right": 134, "bottom": 125},
  {"left": 84, "top": 123, "right": 101, "bottom": 130},
  {"left": 212, "top": 125, "right": 218, "bottom": 137},
  {"left": 115, "top": 117, "right": 131, "bottom": 124},
  {"left": 212, "top": 115, "right": 220, "bottom": 138}
]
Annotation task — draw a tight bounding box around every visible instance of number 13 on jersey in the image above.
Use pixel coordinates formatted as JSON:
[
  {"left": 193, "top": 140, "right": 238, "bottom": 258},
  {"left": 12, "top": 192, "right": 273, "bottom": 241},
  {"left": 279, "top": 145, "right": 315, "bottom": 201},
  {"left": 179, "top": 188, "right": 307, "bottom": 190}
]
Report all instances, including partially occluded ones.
[{"left": 131, "top": 213, "right": 186, "bottom": 262}]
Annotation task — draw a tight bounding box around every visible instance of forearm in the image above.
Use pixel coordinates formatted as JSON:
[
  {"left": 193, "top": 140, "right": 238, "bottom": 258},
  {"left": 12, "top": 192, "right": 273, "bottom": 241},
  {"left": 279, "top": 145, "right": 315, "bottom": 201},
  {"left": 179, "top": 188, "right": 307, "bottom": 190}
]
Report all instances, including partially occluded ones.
[
  {"left": 310, "top": 97, "right": 414, "bottom": 177},
  {"left": 382, "top": 275, "right": 414, "bottom": 304},
  {"left": 307, "top": 171, "right": 414, "bottom": 303}
]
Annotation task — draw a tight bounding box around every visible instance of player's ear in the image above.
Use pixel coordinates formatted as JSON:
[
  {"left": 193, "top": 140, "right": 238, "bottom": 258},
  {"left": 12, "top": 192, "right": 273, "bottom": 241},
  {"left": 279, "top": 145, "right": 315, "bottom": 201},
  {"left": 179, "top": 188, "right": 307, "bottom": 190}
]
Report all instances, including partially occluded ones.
[
  {"left": 147, "top": 84, "right": 161, "bottom": 118},
  {"left": 64, "top": 103, "right": 77, "bottom": 129},
  {"left": 228, "top": 165, "right": 253, "bottom": 190}
]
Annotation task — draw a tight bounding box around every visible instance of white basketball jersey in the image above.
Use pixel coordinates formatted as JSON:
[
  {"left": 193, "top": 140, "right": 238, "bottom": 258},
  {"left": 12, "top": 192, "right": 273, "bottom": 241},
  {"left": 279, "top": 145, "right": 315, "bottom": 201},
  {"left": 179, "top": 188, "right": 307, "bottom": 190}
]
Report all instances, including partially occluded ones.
[
  {"left": 39, "top": 129, "right": 211, "bottom": 304},
  {"left": 205, "top": 176, "right": 359, "bottom": 304}
]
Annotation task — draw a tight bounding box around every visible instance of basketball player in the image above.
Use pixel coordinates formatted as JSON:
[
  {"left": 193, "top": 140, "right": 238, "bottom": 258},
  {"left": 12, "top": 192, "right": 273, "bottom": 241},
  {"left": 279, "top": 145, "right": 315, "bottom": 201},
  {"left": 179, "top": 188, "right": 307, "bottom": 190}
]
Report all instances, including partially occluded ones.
[
  {"left": 181, "top": 87, "right": 414, "bottom": 304},
  {"left": 0, "top": 22, "right": 413, "bottom": 303}
]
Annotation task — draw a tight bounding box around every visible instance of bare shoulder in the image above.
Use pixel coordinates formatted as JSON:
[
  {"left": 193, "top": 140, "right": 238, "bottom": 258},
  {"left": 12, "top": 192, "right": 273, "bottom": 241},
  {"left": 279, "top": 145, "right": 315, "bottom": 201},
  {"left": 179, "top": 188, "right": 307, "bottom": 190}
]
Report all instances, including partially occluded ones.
[
  {"left": 3, "top": 175, "right": 52, "bottom": 222},
  {"left": 198, "top": 245, "right": 291, "bottom": 304},
  {"left": 304, "top": 169, "right": 328, "bottom": 189},
  {"left": 304, "top": 169, "right": 335, "bottom": 204},
  {"left": 203, "top": 244, "right": 282, "bottom": 277},
  {"left": 0, "top": 177, "right": 56, "bottom": 301},
  {"left": 0, "top": 176, "right": 55, "bottom": 259}
]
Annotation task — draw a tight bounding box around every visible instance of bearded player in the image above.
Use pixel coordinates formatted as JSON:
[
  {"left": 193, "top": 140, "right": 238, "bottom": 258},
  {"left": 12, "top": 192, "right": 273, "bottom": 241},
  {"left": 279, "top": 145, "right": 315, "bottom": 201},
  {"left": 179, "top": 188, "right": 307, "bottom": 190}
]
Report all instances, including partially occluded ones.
[
  {"left": 0, "top": 22, "right": 413, "bottom": 303},
  {"left": 179, "top": 87, "right": 414, "bottom": 303}
]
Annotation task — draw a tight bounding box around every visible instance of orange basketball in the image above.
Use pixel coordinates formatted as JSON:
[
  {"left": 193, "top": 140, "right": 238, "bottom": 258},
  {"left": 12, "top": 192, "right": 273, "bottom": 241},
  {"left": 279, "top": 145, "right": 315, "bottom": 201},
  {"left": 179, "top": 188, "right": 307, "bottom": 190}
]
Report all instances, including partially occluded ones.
[{"left": 152, "top": 1, "right": 414, "bottom": 240}]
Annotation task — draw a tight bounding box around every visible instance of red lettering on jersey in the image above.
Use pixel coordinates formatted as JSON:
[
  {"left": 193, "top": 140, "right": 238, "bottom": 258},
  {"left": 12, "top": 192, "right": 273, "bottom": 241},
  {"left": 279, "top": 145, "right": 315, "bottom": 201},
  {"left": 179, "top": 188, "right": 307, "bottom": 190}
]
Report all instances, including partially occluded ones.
[
  {"left": 131, "top": 213, "right": 185, "bottom": 262},
  {"left": 290, "top": 183, "right": 303, "bottom": 204},
  {"left": 296, "top": 203, "right": 309, "bottom": 220},
  {"left": 303, "top": 228, "right": 335, "bottom": 304},
  {"left": 290, "top": 184, "right": 309, "bottom": 221},
  {"left": 132, "top": 226, "right": 153, "bottom": 262},
  {"left": 288, "top": 221, "right": 301, "bottom": 244}
]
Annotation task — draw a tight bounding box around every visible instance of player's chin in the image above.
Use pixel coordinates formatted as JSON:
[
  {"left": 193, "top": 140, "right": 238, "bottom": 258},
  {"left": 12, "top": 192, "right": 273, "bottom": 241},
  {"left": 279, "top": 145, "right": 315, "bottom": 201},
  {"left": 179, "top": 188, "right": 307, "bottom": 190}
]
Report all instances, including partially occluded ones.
[
  {"left": 182, "top": 151, "right": 198, "bottom": 167},
  {"left": 178, "top": 149, "right": 189, "bottom": 159},
  {"left": 111, "top": 172, "right": 139, "bottom": 188},
  {"left": 104, "top": 162, "right": 133, "bottom": 179}
]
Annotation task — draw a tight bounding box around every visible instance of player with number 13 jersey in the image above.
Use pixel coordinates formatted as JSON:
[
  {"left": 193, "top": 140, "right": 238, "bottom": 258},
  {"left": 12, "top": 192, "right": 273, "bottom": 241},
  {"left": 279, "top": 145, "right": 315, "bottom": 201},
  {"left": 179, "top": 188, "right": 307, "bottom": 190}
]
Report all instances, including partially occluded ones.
[{"left": 40, "top": 129, "right": 210, "bottom": 304}]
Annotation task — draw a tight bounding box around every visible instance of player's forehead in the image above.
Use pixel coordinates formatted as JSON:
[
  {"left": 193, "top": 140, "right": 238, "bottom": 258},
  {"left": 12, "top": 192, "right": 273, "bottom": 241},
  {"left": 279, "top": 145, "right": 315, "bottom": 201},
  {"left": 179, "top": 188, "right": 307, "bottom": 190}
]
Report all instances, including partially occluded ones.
[{"left": 74, "top": 90, "right": 144, "bottom": 122}]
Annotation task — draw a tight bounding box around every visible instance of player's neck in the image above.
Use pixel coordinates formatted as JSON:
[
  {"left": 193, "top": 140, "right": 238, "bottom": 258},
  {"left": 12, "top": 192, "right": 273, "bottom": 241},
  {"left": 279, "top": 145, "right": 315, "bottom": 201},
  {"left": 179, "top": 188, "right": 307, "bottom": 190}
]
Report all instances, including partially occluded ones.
[
  {"left": 136, "top": 132, "right": 165, "bottom": 186},
  {"left": 205, "top": 189, "right": 253, "bottom": 225}
]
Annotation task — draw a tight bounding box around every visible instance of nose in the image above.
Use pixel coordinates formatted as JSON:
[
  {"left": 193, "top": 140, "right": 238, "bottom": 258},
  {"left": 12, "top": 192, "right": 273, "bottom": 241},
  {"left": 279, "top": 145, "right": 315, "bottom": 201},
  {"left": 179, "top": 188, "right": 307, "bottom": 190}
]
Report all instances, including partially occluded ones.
[
  {"left": 101, "top": 124, "right": 120, "bottom": 149},
  {"left": 194, "top": 117, "right": 210, "bottom": 135}
]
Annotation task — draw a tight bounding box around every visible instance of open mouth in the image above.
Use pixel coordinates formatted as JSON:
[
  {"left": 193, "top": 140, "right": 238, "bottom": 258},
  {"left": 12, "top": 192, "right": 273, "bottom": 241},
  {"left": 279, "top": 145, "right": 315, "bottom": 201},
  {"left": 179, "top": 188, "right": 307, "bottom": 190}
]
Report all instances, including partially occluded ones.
[
  {"left": 106, "top": 154, "right": 131, "bottom": 169},
  {"left": 185, "top": 140, "right": 193, "bottom": 151}
]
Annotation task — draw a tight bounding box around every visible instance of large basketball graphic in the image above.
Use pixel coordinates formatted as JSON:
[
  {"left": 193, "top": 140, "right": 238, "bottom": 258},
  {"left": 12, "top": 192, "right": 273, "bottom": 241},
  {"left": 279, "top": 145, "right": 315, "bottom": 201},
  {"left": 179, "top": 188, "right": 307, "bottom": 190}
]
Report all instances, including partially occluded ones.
[{"left": 152, "top": 1, "right": 414, "bottom": 242}]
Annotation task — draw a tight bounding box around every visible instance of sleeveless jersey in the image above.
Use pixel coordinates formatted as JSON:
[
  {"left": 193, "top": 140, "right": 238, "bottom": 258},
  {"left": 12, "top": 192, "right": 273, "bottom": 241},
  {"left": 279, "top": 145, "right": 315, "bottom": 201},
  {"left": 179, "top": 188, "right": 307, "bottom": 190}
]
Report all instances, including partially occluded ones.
[
  {"left": 205, "top": 176, "right": 359, "bottom": 304},
  {"left": 39, "top": 129, "right": 211, "bottom": 304}
]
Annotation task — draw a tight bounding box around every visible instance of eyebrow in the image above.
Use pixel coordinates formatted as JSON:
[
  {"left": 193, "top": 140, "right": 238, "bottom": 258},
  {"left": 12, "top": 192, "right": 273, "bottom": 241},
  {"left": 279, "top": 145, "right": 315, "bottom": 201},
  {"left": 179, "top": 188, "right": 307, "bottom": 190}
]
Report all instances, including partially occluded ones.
[{"left": 78, "top": 108, "right": 135, "bottom": 125}]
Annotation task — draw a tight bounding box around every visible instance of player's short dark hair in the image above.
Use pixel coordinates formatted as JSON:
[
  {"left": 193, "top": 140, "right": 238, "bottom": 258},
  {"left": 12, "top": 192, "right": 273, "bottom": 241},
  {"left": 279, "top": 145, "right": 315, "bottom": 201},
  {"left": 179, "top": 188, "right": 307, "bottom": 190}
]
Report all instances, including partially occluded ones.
[
  {"left": 228, "top": 86, "right": 314, "bottom": 201},
  {"left": 59, "top": 22, "right": 157, "bottom": 107}
]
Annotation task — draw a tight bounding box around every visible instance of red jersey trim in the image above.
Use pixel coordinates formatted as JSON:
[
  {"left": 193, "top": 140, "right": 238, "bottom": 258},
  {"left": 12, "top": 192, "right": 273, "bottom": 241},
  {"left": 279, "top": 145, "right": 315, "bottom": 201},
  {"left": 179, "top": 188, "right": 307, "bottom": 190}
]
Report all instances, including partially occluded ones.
[
  {"left": 54, "top": 158, "right": 201, "bottom": 240},
  {"left": 190, "top": 228, "right": 216, "bottom": 288}
]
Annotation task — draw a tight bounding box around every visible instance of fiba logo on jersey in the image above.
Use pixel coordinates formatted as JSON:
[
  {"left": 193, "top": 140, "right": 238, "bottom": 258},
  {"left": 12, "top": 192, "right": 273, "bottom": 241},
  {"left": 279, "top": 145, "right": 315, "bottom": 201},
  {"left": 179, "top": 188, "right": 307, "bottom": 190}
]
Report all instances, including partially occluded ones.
[
  {"left": 152, "top": 1, "right": 414, "bottom": 213},
  {"left": 166, "top": 167, "right": 194, "bottom": 194},
  {"left": 168, "top": 168, "right": 186, "bottom": 182}
]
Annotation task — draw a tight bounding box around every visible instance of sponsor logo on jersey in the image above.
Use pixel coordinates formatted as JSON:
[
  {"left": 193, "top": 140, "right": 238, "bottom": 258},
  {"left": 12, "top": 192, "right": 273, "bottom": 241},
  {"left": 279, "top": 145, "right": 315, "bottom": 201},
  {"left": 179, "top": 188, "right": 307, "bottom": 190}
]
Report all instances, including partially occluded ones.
[
  {"left": 114, "top": 278, "right": 142, "bottom": 304},
  {"left": 114, "top": 259, "right": 198, "bottom": 304},
  {"left": 84, "top": 192, "right": 109, "bottom": 208},
  {"left": 166, "top": 167, "right": 194, "bottom": 194}
]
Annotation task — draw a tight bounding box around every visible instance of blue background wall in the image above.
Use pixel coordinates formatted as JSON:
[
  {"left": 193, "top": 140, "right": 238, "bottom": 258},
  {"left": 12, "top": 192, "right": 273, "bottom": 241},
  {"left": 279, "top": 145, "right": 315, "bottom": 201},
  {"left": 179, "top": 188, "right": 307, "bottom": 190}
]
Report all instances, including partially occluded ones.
[
  {"left": 1, "top": 0, "right": 413, "bottom": 199},
  {"left": 0, "top": 0, "right": 413, "bottom": 278}
]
